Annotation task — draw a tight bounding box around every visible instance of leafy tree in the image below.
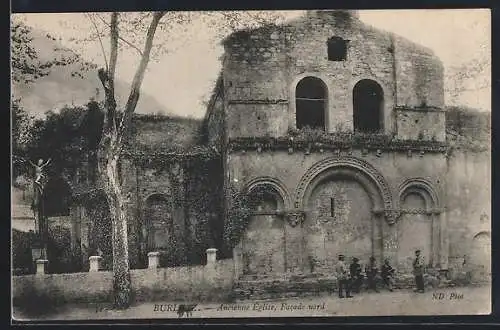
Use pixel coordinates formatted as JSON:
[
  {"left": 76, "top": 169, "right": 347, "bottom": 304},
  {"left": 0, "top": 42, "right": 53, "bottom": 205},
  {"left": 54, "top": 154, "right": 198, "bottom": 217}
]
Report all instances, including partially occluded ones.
[
  {"left": 11, "top": 16, "right": 98, "bottom": 180},
  {"left": 11, "top": 18, "right": 96, "bottom": 84},
  {"left": 12, "top": 99, "right": 104, "bottom": 183}
]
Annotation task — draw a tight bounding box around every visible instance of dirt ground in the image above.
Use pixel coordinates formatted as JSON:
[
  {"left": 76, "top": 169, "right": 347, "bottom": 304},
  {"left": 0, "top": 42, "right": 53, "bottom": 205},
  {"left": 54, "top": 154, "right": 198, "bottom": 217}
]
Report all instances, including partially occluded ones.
[{"left": 13, "top": 285, "right": 491, "bottom": 321}]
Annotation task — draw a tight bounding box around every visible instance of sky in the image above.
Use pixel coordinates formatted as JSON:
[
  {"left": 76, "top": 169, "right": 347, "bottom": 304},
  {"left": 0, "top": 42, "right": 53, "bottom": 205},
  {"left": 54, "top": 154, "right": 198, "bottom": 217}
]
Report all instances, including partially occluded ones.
[{"left": 14, "top": 9, "right": 491, "bottom": 118}]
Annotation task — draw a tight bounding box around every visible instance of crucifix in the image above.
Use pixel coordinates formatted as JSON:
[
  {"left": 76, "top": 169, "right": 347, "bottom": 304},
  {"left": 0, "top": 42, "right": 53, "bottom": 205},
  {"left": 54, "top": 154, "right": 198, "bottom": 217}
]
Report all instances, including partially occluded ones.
[
  {"left": 28, "top": 158, "right": 52, "bottom": 261},
  {"left": 29, "top": 158, "right": 52, "bottom": 186}
]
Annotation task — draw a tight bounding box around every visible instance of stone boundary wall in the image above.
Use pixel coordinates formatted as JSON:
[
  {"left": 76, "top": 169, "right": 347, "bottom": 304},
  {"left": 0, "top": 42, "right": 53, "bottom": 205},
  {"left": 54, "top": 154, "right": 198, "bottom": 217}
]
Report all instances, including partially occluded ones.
[{"left": 12, "top": 259, "right": 237, "bottom": 306}]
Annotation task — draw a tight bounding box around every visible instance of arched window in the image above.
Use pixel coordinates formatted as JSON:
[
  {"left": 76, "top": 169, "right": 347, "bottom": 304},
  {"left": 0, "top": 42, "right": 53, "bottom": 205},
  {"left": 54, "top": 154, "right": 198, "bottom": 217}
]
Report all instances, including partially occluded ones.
[
  {"left": 295, "top": 77, "right": 327, "bottom": 131},
  {"left": 248, "top": 186, "right": 282, "bottom": 214},
  {"left": 353, "top": 79, "right": 384, "bottom": 133}
]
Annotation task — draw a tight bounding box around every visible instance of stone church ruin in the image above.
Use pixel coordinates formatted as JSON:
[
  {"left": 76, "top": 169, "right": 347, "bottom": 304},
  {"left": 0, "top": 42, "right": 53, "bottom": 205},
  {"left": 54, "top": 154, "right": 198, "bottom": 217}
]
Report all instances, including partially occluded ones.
[{"left": 13, "top": 10, "right": 490, "bottom": 301}]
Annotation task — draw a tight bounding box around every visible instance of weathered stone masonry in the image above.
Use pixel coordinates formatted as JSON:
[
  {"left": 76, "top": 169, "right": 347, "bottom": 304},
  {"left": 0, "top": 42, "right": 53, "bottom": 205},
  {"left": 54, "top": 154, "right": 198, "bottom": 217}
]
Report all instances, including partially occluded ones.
[
  {"left": 28, "top": 11, "right": 488, "bottom": 288},
  {"left": 205, "top": 10, "right": 490, "bottom": 280}
]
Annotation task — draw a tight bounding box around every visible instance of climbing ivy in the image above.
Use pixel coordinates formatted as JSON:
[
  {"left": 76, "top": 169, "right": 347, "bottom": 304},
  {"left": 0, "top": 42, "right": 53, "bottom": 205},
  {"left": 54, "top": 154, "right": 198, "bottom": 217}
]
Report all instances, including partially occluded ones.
[
  {"left": 229, "top": 128, "right": 448, "bottom": 153},
  {"left": 223, "top": 184, "right": 252, "bottom": 250}
]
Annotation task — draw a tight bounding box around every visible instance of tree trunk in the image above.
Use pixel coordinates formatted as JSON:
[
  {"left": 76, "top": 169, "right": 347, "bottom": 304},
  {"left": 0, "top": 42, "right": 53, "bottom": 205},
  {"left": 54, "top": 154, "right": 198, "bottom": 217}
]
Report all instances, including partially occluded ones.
[
  {"left": 94, "top": 12, "right": 166, "bottom": 309},
  {"left": 99, "top": 151, "right": 131, "bottom": 309}
]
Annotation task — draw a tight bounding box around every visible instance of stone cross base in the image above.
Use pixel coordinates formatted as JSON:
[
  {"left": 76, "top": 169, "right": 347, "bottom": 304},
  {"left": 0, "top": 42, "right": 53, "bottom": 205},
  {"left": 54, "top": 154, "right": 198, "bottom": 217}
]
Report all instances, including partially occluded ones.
[
  {"left": 89, "top": 256, "right": 102, "bottom": 272},
  {"left": 206, "top": 248, "right": 217, "bottom": 266}
]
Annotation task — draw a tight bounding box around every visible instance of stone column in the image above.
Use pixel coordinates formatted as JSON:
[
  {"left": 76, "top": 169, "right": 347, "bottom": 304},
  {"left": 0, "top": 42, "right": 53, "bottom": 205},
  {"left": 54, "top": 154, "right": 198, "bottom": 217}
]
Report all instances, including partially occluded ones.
[
  {"left": 381, "top": 213, "right": 399, "bottom": 266},
  {"left": 372, "top": 213, "right": 384, "bottom": 262},
  {"left": 431, "top": 212, "right": 440, "bottom": 268},
  {"left": 148, "top": 252, "right": 160, "bottom": 270},
  {"left": 36, "top": 259, "right": 48, "bottom": 275},
  {"left": 284, "top": 211, "right": 306, "bottom": 273},
  {"left": 89, "top": 256, "right": 102, "bottom": 272},
  {"left": 439, "top": 211, "right": 449, "bottom": 270}
]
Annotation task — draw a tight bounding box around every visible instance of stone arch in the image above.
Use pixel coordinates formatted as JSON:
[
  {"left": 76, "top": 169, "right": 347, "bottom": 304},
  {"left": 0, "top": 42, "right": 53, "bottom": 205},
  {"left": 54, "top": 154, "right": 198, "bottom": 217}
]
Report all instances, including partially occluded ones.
[
  {"left": 143, "top": 191, "right": 172, "bottom": 205},
  {"left": 240, "top": 177, "right": 288, "bottom": 275},
  {"left": 397, "top": 178, "right": 441, "bottom": 270},
  {"left": 289, "top": 72, "right": 330, "bottom": 131},
  {"left": 295, "top": 156, "right": 394, "bottom": 220},
  {"left": 473, "top": 231, "right": 490, "bottom": 240},
  {"left": 470, "top": 230, "right": 491, "bottom": 279},
  {"left": 243, "top": 176, "right": 291, "bottom": 211},
  {"left": 398, "top": 178, "right": 440, "bottom": 211},
  {"left": 295, "top": 77, "right": 328, "bottom": 131},
  {"left": 144, "top": 193, "right": 174, "bottom": 251}
]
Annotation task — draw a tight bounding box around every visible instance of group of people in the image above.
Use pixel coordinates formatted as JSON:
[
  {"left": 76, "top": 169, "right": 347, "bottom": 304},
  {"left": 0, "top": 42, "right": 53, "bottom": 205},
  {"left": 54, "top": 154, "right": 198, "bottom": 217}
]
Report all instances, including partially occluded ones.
[{"left": 334, "top": 249, "right": 425, "bottom": 298}]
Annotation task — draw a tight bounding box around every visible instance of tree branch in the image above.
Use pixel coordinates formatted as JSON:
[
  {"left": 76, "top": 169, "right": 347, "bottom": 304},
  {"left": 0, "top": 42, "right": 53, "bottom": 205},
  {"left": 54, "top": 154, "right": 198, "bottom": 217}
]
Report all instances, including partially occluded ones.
[
  {"left": 117, "top": 11, "right": 165, "bottom": 143},
  {"left": 94, "top": 13, "right": 144, "bottom": 56},
  {"left": 85, "top": 13, "right": 109, "bottom": 72},
  {"left": 109, "top": 13, "right": 119, "bottom": 88}
]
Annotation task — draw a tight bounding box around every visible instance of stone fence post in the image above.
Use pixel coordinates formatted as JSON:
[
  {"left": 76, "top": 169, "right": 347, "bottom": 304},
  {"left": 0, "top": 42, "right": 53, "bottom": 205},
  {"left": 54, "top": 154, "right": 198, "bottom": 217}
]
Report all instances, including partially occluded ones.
[
  {"left": 148, "top": 252, "right": 160, "bottom": 270},
  {"left": 205, "top": 248, "right": 217, "bottom": 281},
  {"left": 206, "top": 248, "right": 217, "bottom": 267},
  {"left": 36, "top": 259, "right": 48, "bottom": 275},
  {"left": 89, "top": 256, "right": 102, "bottom": 272}
]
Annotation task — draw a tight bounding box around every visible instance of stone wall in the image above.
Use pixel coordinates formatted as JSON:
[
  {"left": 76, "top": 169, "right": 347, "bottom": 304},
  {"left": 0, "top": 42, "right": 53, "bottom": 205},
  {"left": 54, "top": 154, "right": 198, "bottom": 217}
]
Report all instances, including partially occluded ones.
[
  {"left": 396, "top": 109, "right": 446, "bottom": 142},
  {"left": 204, "top": 75, "right": 227, "bottom": 151},
  {"left": 445, "top": 150, "right": 491, "bottom": 271},
  {"left": 222, "top": 11, "right": 444, "bottom": 139},
  {"left": 114, "top": 116, "right": 224, "bottom": 268},
  {"left": 227, "top": 149, "right": 448, "bottom": 273},
  {"left": 392, "top": 35, "right": 444, "bottom": 108},
  {"left": 129, "top": 115, "right": 202, "bottom": 149},
  {"left": 12, "top": 259, "right": 236, "bottom": 306}
]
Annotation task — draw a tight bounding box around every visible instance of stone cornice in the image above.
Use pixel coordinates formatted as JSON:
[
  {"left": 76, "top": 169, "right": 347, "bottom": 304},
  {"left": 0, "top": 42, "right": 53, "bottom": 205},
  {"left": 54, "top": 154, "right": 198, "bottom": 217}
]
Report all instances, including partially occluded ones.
[
  {"left": 227, "top": 99, "right": 289, "bottom": 105},
  {"left": 394, "top": 106, "right": 445, "bottom": 113},
  {"left": 228, "top": 136, "right": 448, "bottom": 153}
]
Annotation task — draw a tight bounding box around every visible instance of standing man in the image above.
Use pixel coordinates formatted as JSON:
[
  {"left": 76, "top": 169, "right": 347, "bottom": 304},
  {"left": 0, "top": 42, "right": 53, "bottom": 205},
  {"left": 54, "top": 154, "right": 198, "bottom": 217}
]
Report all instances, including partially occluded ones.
[
  {"left": 413, "top": 249, "right": 425, "bottom": 293},
  {"left": 335, "top": 254, "right": 353, "bottom": 298},
  {"left": 381, "top": 258, "right": 396, "bottom": 292},
  {"left": 365, "top": 256, "right": 380, "bottom": 292},
  {"left": 349, "top": 257, "right": 363, "bottom": 293}
]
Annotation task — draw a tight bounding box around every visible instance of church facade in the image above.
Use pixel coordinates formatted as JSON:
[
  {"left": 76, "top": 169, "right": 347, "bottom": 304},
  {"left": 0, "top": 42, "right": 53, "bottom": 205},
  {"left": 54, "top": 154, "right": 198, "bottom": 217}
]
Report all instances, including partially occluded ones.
[
  {"left": 16, "top": 10, "right": 489, "bottom": 284},
  {"left": 204, "top": 10, "right": 490, "bottom": 278}
]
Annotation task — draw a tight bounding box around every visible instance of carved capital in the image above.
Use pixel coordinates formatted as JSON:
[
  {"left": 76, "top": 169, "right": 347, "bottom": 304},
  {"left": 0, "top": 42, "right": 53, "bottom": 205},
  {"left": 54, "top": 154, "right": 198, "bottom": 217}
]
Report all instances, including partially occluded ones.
[
  {"left": 373, "top": 209, "right": 402, "bottom": 224},
  {"left": 385, "top": 210, "right": 402, "bottom": 224},
  {"left": 286, "top": 210, "right": 305, "bottom": 228}
]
